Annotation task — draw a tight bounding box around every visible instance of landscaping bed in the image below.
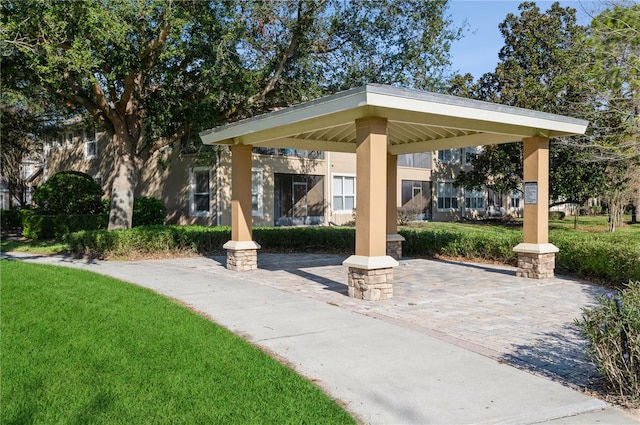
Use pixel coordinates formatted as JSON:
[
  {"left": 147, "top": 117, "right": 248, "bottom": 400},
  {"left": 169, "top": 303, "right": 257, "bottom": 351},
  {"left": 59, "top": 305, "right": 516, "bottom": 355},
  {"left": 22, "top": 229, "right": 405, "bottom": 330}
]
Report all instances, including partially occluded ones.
[{"left": 3, "top": 217, "right": 638, "bottom": 288}]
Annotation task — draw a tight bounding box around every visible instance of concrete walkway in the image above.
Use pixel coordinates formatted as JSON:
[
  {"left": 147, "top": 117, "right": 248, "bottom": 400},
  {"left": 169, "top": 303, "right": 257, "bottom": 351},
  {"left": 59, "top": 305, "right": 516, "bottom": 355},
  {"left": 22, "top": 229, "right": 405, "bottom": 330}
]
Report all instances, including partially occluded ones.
[{"left": 3, "top": 251, "right": 638, "bottom": 424}]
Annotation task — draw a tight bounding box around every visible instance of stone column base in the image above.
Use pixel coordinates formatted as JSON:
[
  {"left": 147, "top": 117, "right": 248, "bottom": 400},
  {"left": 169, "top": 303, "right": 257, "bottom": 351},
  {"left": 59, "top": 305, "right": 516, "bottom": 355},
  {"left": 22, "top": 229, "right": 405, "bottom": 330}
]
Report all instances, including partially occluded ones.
[
  {"left": 348, "top": 267, "right": 394, "bottom": 300},
  {"left": 343, "top": 255, "right": 398, "bottom": 301},
  {"left": 223, "top": 240, "right": 261, "bottom": 272},
  {"left": 513, "top": 243, "right": 559, "bottom": 279},
  {"left": 386, "top": 234, "right": 405, "bottom": 260}
]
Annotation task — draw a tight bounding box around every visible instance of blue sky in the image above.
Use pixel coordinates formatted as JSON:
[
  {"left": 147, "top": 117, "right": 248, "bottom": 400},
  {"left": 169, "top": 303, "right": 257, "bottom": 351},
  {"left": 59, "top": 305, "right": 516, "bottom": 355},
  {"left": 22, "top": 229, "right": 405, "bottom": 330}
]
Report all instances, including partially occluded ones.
[{"left": 447, "top": 0, "right": 604, "bottom": 79}]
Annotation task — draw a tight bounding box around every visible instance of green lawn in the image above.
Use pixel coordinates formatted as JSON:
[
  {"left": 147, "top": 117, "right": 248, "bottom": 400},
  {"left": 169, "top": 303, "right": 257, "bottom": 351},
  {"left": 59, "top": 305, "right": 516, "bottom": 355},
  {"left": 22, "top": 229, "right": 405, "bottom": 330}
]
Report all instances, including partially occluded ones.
[
  {"left": 0, "top": 238, "right": 69, "bottom": 255},
  {"left": 1, "top": 260, "right": 355, "bottom": 424}
]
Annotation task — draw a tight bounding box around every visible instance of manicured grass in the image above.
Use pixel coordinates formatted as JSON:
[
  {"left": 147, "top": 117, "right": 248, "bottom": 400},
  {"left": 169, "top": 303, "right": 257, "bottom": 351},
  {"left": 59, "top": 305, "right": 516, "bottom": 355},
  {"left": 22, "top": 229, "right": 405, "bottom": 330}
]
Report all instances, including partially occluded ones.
[
  {"left": 0, "top": 238, "right": 69, "bottom": 255},
  {"left": 1, "top": 260, "right": 355, "bottom": 424}
]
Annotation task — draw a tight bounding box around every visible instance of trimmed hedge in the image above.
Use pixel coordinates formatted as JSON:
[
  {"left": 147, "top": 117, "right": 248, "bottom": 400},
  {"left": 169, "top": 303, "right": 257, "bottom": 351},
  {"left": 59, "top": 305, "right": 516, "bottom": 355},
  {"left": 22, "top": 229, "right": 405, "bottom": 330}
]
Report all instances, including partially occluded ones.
[
  {"left": 65, "top": 226, "right": 356, "bottom": 258},
  {"left": 64, "top": 224, "right": 639, "bottom": 288},
  {"left": 23, "top": 214, "right": 108, "bottom": 240},
  {"left": 400, "top": 229, "right": 521, "bottom": 264},
  {"left": 1, "top": 210, "right": 33, "bottom": 230},
  {"left": 66, "top": 226, "right": 231, "bottom": 258},
  {"left": 254, "top": 227, "right": 355, "bottom": 253},
  {"left": 554, "top": 235, "right": 640, "bottom": 286}
]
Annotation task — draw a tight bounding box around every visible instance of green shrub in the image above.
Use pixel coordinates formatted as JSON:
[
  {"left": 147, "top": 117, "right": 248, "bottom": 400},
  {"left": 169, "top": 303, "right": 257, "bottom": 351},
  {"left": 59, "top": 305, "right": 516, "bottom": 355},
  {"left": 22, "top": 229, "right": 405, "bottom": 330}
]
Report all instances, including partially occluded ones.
[
  {"left": 400, "top": 228, "right": 520, "bottom": 264},
  {"left": 549, "top": 211, "right": 566, "bottom": 220},
  {"left": 32, "top": 171, "right": 103, "bottom": 215},
  {"left": 66, "top": 226, "right": 232, "bottom": 258},
  {"left": 1, "top": 209, "right": 33, "bottom": 229},
  {"left": 23, "top": 214, "right": 108, "bottom": 240},
  {"left": 577, "top": 281, "right": 640, "bottom": 403},
  {"left": 65, "top": 226, "right": 356, "bottom": 258},
  {"left": 552, "top": 235, "right": 640, "bottom": 286},
  {"left": 63, "top": 223, "right": 638, "bottom": 288},
  {"left": 254, "top": 227, "right": 355, "bottom": 253},
  {"left": 133, "top": 197, "right": 166, "bottom": 227}
]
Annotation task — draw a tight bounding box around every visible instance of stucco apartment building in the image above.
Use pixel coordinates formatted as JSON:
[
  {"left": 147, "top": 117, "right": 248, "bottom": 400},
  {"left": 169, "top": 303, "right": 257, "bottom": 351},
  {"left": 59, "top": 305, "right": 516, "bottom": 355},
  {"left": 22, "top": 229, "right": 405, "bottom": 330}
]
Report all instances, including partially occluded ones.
[{"left": 35, "top": 123, "right": 522, "bottom": 226}]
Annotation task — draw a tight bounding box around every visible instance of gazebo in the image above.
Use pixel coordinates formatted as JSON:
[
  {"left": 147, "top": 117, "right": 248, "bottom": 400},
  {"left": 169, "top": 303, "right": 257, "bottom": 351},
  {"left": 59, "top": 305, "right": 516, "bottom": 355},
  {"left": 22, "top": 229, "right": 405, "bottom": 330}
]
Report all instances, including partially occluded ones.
[{"left": 200, "top": 84, "right": 588, "bottom": 301}]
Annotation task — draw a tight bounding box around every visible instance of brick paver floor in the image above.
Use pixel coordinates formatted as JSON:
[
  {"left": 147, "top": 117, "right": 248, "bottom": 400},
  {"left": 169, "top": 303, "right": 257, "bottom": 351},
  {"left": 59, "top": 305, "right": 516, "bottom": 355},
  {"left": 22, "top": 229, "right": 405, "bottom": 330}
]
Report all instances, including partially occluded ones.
[{"left": 159, "top": 253, "right": 609, "bottom": 391}]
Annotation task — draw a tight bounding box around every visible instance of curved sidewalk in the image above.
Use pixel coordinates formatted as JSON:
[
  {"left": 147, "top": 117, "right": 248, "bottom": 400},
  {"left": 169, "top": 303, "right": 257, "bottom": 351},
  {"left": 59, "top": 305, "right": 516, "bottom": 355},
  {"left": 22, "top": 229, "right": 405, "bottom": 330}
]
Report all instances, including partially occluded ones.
[{"left": 3, "top": 252, "right": 637, "bottom": 424}]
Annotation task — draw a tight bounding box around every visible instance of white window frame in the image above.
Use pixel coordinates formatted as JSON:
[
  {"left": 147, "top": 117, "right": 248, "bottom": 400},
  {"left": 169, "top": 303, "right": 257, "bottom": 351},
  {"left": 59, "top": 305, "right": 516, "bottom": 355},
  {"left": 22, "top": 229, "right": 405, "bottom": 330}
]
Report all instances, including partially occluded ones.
[
  {"left": 464, "top": 188, "right": 486, "bottom": 210},
  {"left": 510, "top": 191, "right": 521, "bottom": 209},
  {"left": 437, "top": 149, "right": 460, "bottom": 164},
  {"left": 85, "top": 128, "right": 98, "bottom": 159},
  {"left": 464, "top": 146, "right": 481, "bottom": 166},
  {"left": 1, "top": 190, "right": 9, "bottom": 210},
  {"left": 252, "top": 167, "right": 263, "bottom": 217},
  {"left": 436, "top": 180, "right": 459, "bottom": 211},
  {"left": 65, "top": 132, "right": 74, "bottom": 148},
  {"left": 332, "top": 173, "right": 356, "bottom": 214},
  {"left": 189, "top": 167, "right": 212, "bottom": 217}
]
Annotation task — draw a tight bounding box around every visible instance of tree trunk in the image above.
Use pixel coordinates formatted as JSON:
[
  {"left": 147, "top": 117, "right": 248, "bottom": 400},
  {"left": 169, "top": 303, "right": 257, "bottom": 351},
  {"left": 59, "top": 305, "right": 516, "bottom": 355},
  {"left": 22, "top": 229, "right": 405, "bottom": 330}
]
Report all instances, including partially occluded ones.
[
  {"left": 617, "top": 206, "right": 625, "bottom": 229},
  {"left": 108, "top": 130, "right": 137, "bottom": 230},
  {"left": 608, "top": 204, "right": 615, "bottom": 233}
]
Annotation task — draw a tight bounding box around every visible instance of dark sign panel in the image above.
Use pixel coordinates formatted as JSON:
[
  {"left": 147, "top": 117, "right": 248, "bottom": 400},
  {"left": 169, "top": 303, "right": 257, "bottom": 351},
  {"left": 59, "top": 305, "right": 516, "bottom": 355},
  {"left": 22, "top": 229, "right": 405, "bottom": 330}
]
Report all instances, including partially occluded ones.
[{"left": 524, "top": 182, "right": 538, "bottom": 205}]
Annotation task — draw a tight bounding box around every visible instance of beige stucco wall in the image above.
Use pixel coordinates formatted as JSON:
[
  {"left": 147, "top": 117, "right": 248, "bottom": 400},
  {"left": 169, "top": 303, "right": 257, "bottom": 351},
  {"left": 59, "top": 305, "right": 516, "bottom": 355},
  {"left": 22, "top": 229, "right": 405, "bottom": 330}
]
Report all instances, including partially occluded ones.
[{"left": 41, "top": 128, "right": 492, "bottom": 227}]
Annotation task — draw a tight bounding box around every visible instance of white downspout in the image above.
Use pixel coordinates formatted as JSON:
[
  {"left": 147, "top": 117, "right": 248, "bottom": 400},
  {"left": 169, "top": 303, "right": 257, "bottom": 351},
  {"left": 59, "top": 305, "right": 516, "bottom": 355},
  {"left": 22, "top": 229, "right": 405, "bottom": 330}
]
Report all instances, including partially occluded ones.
[
  {"left": 216, "top": 147, "right": 221, "bottom": 227},
  {"left": 326, "top": 150, "right": 331, "bottom": 225}
]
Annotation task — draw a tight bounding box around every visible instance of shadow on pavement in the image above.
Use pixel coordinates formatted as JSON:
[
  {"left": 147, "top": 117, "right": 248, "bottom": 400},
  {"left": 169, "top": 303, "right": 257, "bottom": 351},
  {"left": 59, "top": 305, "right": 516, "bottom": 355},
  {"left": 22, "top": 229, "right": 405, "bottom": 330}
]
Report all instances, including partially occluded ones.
[{"left": 502, "top": 323, "right": 602, "bottom": 391}]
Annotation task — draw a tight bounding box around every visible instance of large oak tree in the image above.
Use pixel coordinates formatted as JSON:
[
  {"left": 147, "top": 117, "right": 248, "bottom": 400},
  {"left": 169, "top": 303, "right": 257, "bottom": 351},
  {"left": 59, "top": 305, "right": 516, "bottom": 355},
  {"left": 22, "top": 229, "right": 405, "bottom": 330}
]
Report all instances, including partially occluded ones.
[
  {"left": 1, "top": 0, "right": 461, "bottom": 229},
  {"left": 449, "top": 2, "right": 639, "bottom": 231},
  {"left": 449, "top": 2, "right": 598, "bottom": 203}
]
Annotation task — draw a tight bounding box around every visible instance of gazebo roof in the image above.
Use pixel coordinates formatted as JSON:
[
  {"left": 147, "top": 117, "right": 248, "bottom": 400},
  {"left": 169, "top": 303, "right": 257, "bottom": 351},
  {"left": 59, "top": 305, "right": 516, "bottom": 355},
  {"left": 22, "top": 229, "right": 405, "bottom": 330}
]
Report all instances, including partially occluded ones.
[{"left": 199, "top": 84, "right": 589, "bottom": 155}]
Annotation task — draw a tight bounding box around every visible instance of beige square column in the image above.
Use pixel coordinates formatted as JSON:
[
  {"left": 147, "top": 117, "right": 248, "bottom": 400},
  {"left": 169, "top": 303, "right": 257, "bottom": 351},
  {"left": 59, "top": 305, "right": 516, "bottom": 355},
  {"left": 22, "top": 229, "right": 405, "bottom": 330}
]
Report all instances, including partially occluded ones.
[
  {"left": 513, "top": 136, "right": 558, "bottom": 278},
  {"left": 343, "top": 117, "right": 398, "bottom": 300},
  {"left": 386, "top": 153, "right": 405, "bottom": 260},
  {"left": 223, "top": 144, "right": 260, "bottom": 271}
]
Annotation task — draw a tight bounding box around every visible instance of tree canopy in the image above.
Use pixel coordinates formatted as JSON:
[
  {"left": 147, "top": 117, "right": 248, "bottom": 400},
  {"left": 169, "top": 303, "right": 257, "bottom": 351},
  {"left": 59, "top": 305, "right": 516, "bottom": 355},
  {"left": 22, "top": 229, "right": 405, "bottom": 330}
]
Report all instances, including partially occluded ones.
[
  {"left": 1, "top": 0, "right": 462, "bottom": 228},
  {"left": 449, "top": 1, "right": 639, "bottom": 230}
]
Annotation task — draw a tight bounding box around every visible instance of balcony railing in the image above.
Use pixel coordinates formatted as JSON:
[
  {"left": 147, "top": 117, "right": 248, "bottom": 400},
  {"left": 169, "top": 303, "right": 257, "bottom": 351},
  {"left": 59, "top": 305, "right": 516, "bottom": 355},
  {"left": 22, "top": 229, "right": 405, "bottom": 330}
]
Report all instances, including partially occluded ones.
[{"left": 252, "top": 147, "right": 324, "bottom": 160}]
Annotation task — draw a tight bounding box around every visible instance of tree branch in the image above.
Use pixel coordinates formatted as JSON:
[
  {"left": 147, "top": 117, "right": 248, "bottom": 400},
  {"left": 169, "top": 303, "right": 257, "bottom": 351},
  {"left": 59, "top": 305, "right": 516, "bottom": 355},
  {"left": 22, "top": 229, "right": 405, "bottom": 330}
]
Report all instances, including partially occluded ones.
[{"left": 220, "top": 0, "right": 325, "bottom": 121}]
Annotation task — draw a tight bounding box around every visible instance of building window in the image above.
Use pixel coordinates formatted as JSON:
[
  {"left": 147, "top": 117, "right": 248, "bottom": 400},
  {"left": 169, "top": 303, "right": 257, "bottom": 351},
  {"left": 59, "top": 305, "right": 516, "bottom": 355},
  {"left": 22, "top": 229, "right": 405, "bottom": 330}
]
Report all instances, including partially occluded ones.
[
  {"left": 93, "top": 175, "right": 103, "bottom": 189},
  {"left": 437, "top": 181, "right": 459, "bottom": 210},
  {"left": 401, "top": 180, "right": 430, "bottom": 213},
  {"left": 398, "top": 152, "right": 432, "bottom": 169},
  {"left": 332, "top": 174, "right": 355, "bottom": 213},
  {"left": 252, "top": 168, "right": 263, "bottom": 217},
  {"left": 65, "top": 132, "right": 74, "bottom": 148},
  {"left": 510, "top": 191, "right": 521, "bottom": 209},
  {"left": 437, "top": 149, "right": 460, "bottom": 164},
  {"left": 464, "top": 188, "right": 485, "bottom": 210},
  {"left": 464, "top": 147, "right": 480, "bottom": 166},
  {"left": 85, "top": 129, "right": 97, "bottom": 159},
  {"left": 252, "top": 147, "right": 324, "bottom": 160},
  {"left": 189, "top": 167, "right": 212, "bottom": 217}
]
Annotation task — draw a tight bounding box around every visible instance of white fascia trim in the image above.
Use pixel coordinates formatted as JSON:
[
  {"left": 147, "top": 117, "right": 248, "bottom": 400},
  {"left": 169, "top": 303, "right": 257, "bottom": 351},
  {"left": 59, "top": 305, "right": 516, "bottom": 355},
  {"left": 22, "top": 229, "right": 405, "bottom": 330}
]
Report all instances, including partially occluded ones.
[
  {"left": 200, "top": 88, "right": 367, "bottom": 144},
  {"left": 343, "top": 255, "right": 399, "bottom": 270}
]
